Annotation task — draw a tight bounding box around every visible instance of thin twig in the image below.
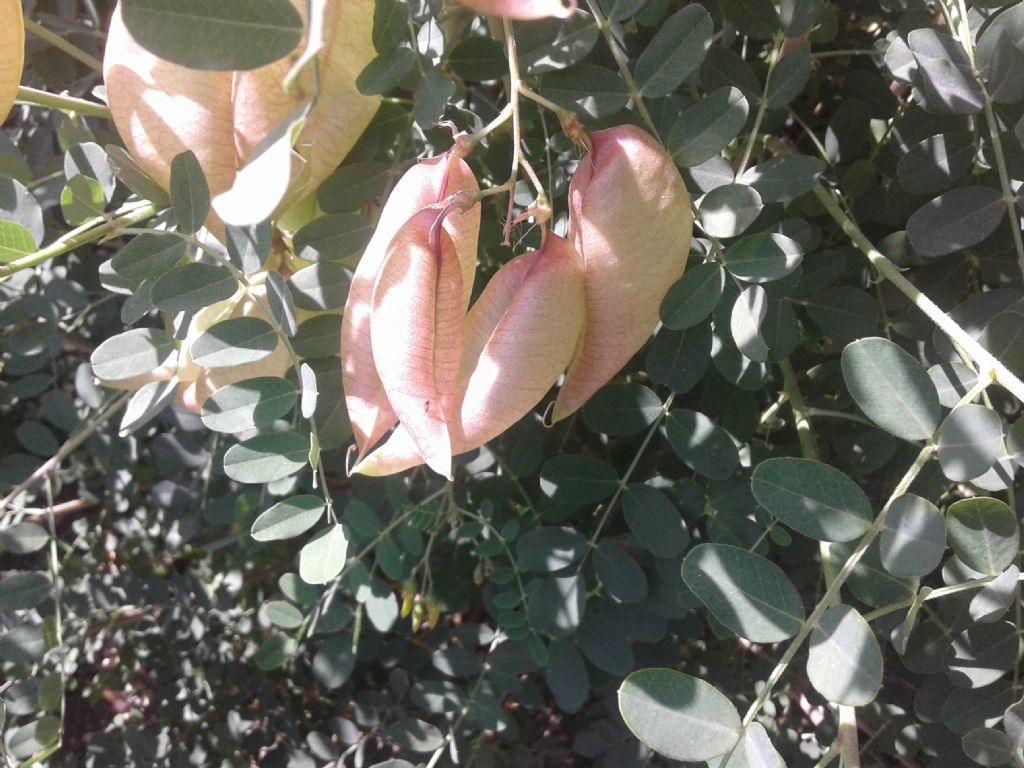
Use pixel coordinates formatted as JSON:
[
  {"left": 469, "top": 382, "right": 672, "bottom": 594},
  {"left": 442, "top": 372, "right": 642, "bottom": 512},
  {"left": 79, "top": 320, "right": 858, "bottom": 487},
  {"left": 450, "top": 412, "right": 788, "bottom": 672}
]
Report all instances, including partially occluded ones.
[{"left": 24, "top": 18, "right": 103, "bottom": 72}]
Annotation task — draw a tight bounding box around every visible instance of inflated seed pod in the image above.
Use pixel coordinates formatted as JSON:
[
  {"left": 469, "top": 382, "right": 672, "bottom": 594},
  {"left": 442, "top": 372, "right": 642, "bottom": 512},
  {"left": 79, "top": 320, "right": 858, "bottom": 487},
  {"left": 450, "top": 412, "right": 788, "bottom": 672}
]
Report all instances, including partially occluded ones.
[
  {"left": 369, "top": 207, "right": 465, "bottom": 480},
  {"left": 103, "top": 0, "right": 378, "bottom": 230},
  {"left": 551, "top": 124, "right": 692, "bottom": 421},
  {"left": 353, "top": 232, "right": 585, "bottom": 477},
  {"left": 341, "top": 153, "right": 479, "bottom": 462}
]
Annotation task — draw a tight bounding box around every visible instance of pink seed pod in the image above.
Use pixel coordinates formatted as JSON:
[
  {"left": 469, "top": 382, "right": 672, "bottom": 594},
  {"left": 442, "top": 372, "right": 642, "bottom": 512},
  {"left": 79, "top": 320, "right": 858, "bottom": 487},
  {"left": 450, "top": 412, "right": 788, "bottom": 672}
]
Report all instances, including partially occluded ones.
[
  {"left": 456, "top": 0, "right": 576, "bottom": 20},
  {"left": 103, "top": 0, "right": 379, "bottom": 234},
  {"left": 353, "top": 232, "right": 585, "bottom": 477},
  {"left": 341, "top": 153, "right": 480, "bottom": 461},
  {"left": 552, "top": 124, "right": 692, "bottom": 421},
  {"left": 369, "top": 207, "right": 465, "bottom": 480}
]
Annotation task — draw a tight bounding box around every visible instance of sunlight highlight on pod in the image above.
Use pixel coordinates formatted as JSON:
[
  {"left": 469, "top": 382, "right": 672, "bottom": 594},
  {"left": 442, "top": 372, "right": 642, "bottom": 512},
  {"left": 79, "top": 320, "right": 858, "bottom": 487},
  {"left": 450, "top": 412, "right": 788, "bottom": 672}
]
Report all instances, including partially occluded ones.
[
  {"left": 341, "top": 152, "right": 480, "bottom": 464},
  {"left": 370, "top": 208, "right": 465, "bottom": 480},
  {"left": 102, "top": 0, "right": 378, "bottom": 233},
  {"left": 0, "top": 0, "right": 24, "bottom": 120},
  {"left": 456, "top": 0, "right": 577, "bottom": 20}
]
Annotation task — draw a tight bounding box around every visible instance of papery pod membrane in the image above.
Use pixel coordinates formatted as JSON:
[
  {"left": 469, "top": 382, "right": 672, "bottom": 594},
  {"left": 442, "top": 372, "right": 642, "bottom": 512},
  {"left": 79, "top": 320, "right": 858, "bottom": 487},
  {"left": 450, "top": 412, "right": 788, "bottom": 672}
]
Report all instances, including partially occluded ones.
[
  {"left": 341, "top": 153, "right": 480, "bottom": 460},
  {"left": 0, "top": 0, "right": 24, "bottom": 120},
  {"left": 369, "top": 208, "right": 465, "bottom": 479},
  {"left": 552, "top": 125, "right": 692, "bottom": 421},
  {"left": 354, "top": 233, "right": 585, "bottom": 477},
  {"left": 456, "top": 0, "right": 576, "bottom": 20},
  {"left": 103, "top": 0, "right": 378, "bottom": 232}
]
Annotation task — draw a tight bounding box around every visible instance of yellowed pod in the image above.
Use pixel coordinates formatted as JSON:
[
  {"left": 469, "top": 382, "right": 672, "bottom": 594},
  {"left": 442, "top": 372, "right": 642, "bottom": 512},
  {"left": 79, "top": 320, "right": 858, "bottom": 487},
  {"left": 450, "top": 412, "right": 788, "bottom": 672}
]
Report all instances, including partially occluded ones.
[{"left": 1, "top": 0, "right": 24, "bottom": 120}]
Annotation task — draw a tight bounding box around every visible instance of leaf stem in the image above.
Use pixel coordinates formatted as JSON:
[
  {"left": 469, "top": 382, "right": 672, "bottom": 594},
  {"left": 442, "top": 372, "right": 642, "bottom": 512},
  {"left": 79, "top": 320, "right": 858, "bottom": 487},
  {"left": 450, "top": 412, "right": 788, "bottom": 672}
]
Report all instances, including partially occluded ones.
[
  {"left": 293, "top": 502, "right": 427, "bottom": 649},
  {"left": 736, "top": 32, "right": 785, "bottom": 176},
  {"left": 0, "top": 392, "right": 131, "bottom": 512},
  {"left": 813, "top": 183, "right": 1024, "bottom": 404},
  {"left": 779, "top": 359, "right": 816, "bottom": 460},
  {"left": 0, "top": 200, "right": 158, "bottom": 280},
  {"left": 737, "top": 443, "right": 936, "bottom": 732},
  {"left": 517, "top": 84, "right": 573, "bottom": 120},
  {"left": 582, "top": 0, "right": 659, "bottom": 139},
  {"left": 581, "top": 393, "right": 675, "bottom": 560},
  {"left": 861, "top": 573, "right": 1018, "bottom": 623},
  {"left": 500, "top": 20, "right": 549, "bottom": 242},
  {"left": 943, "top": 0, "right": 1024, "bottom": 283},
  {"left": 15, "top": 85, "right": 111, "bottom": 120}
]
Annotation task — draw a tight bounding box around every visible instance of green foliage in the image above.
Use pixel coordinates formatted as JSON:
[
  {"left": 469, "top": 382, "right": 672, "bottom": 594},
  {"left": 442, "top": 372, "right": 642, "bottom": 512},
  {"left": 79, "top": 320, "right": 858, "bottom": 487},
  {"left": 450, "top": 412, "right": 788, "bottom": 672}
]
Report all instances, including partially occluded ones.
[{"left": 4, "top": 0, "right": 1024, "bottom": 767}]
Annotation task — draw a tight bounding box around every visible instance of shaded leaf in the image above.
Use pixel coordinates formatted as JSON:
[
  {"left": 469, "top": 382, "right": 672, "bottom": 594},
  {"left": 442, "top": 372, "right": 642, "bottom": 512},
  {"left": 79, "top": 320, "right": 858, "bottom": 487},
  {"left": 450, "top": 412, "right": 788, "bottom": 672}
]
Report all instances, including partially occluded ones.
[
  {"left": 665, "top": 409, "right": 739, "bottom": 480},
  {"left": 635, "top": 5, "right": 713, "bottom": 98},
  {"left": 151, "top": 263, "right": 237, "bottom": 313},
  {"left": 751, "top": 457, "right": 873, "bottom": 542},
  {"left": 120, "top": 0, "right": 303, "bottom": 71},
  {"left": 222, "top": 430, "right": 309, "bottom": 484},
  {"left": 907, "top": 28, "right": 984, "bottom": 114},
  {"left": 169, "top": 150, "right": 210, "bottom": 233},
  {"left": 807, "top": 605, "right": 883, "bottom": 705},
  {"left": 936, "top": 404, "right": 1003, "bottom": 482},
  {"left": 201, "top": 377, "right": 298, "bottom": 433},
  {"left": 907, "top": 186, "right": 1006, "bottom": 260},
  {"left": 880, "top": 494, "right": 945, "bottom": 578},
  {"left": 660, "top": 262, "right": 725, "bottom": 329},
  {"left": 841, "top": 337, "right": 940, "bottom": 441},
  {"left": 946, "top": 497, "right": 1019, "bottom": 575},
  {"left": 668, "top": 87, "right": 749, "bottom": 168},
  {"left": 683, "top": 543, "right": 804, "bottom": 642}
]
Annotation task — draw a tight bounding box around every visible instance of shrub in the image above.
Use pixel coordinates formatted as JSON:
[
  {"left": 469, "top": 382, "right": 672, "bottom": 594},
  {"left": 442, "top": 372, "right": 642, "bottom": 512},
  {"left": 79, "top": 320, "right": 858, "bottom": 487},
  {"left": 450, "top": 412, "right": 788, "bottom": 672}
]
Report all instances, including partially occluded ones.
[{"left": 2, "top": 1, "right": 1024, "bottom": 766}]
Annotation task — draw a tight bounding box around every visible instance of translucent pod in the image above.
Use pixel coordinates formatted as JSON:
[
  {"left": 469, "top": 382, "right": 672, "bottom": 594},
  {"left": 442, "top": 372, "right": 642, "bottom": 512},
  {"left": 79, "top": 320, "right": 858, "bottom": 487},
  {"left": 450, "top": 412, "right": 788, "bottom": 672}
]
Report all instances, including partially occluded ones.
[
  {"left": 552, "top": 125, "right": 692, "bottom": 421},
  {"left": 341, "top": 153, "right": 479, "bottom": 461},
  {"left": 103, "top": 0, "right": 379, "bottom": 233},
  {"left": 353, "top": 233, "right": 585, "bottom": 477}
]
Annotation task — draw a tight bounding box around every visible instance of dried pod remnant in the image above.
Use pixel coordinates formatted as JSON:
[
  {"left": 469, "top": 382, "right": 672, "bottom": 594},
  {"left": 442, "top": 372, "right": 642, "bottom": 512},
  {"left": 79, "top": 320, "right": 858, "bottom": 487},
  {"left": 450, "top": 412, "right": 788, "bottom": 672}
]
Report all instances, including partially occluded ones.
[
  {"left": 353, "top": 232, "right": 585, "bottom": 477},
  {"left": 102, "top": 0, "right": 378, "bottom": 229},
  {"left": 341, "top": 153, "right": 480, "bottom": 463},
  {"left": 457, "top": 0, "right": 576, "bottom": 20},
  {"left": 552, "top": 125, "right": 693, "bottom": 421}
]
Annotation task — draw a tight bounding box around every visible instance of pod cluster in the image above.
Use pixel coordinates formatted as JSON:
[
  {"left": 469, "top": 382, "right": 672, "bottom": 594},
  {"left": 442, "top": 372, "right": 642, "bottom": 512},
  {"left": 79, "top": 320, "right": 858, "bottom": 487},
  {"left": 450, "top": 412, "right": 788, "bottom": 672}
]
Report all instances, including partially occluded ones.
[{"left": 346, "top": 125, "right": 693, "bottom": 478}]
